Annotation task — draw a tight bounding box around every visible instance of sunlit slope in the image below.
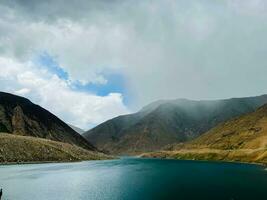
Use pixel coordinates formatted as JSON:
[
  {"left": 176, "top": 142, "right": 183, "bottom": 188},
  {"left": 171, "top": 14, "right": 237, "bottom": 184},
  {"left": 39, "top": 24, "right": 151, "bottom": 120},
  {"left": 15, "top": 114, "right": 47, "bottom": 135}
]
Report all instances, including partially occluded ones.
[
  {"left": 0, "top": 133, "right": 110, "bottom": 163},
  {"left": 142, "top": 104, "right": 267, "bottom": 164}
]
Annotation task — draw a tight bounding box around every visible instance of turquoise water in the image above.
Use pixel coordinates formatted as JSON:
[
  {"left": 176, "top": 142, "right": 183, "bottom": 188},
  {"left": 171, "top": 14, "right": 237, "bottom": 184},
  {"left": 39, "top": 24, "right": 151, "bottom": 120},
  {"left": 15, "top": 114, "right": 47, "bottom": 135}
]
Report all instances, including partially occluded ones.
[{"left": 0, "top": 158, "right": 267, "bottom": 200}]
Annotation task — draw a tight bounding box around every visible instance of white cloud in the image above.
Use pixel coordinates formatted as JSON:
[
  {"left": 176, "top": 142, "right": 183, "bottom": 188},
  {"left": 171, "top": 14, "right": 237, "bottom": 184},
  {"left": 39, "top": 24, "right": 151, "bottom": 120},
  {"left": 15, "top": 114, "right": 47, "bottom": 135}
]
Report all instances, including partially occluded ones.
[
  {"left": 0, "top": 13, "right": 127, "bottom": 85},
  {"left": 0, "top": 57, "right": 129, "bottom": 129},
  {"left": 1, "top": 0, "right": 267, "bottom": 110},
  {"left": 14, "top": 88, "right": 31, "bottom": 96},
  {"left": 227, "top": 0, "right": 267, "bottom": 15}
]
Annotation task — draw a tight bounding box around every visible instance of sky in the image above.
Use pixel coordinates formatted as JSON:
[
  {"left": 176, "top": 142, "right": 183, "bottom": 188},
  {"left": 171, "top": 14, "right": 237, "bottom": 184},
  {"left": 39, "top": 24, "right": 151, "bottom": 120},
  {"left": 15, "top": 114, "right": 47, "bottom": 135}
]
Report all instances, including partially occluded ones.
[{"left": 0, "top": 0, "right": 267, "bottom": 129}]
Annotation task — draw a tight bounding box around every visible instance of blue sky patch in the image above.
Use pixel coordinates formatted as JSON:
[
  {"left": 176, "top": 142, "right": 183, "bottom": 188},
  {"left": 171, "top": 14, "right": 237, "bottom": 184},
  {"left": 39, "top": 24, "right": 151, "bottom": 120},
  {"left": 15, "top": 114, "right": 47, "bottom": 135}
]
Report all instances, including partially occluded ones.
[
  {"left": 72, "top": 73, "right": 130, "bottom": 105},
  {"left": 34, "top": 52, "right": 129, "bottom": 105},
  {"left": 35, "top": 52, "right": 69, "bottom": 80}
]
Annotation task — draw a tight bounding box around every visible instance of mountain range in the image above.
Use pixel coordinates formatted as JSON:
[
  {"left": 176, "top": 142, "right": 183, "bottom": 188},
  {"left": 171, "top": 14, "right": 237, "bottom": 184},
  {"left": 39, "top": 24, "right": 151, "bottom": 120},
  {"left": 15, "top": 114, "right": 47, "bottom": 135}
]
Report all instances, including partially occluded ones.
[
  {"left": 2, "top": 91, "right": 267, "bottom": 164},
  {"left": 84, "top": 95, "right": 267, "bottom": 154}
]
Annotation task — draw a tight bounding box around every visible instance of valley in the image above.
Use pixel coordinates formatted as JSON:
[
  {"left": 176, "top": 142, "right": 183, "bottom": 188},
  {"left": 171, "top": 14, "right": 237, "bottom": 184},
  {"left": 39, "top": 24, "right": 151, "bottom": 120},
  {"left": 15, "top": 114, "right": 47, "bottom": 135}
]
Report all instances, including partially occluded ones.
[{"left": 2, "top": 91, "right": 267, "bottom": 165}]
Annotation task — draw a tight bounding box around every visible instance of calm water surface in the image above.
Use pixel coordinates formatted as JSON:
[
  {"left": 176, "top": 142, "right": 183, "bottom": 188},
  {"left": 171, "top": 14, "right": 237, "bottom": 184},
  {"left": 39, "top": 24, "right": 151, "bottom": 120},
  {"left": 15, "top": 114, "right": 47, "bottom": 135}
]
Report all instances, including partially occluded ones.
[{"left": 0, "top": 158, "right": 267, "bottom": 200}]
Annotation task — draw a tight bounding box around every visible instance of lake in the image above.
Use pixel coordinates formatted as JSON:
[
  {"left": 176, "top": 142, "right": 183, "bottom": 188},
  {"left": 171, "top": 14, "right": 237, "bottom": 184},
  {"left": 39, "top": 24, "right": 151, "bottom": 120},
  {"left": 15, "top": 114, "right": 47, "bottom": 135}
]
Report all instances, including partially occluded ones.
[{"left": 0, "top": 158, "right": 267, "bottom": 200}]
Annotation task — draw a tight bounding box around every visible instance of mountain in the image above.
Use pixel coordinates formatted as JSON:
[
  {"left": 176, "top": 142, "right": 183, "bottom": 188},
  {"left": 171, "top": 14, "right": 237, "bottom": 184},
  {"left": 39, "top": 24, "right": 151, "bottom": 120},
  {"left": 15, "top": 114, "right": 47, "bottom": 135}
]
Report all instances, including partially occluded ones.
[
  {"left": 68, "top": 124, "right": 85, "bottom": 134},
  {"left": 180, "top": 103, "right": 267, "bottom": 151},
  {"left": 0, "top": 133, "right": 110, "bottom": 164},
  {"left": 142, "top": 104, "right": 267, "bottom": 164},
  {"left": 0, "top": 92, "right": 95, "bottom": 151},
  {"left": 84, "top": 95, "right": 267, "bottom": 155}
]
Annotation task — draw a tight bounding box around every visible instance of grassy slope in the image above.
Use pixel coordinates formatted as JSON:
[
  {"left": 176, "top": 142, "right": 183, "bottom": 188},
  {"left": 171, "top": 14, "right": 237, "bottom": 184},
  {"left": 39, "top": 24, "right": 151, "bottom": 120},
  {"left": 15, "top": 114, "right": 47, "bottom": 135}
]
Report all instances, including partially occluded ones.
[
  {"left": 0, "top": 133, "right": 111, "bottom": 164},
  {"left": 142, "top": 105, "right": 267, "bottom": 165},
  {"left": 142, "top": 149, "right": 267, "bottom": 165}
]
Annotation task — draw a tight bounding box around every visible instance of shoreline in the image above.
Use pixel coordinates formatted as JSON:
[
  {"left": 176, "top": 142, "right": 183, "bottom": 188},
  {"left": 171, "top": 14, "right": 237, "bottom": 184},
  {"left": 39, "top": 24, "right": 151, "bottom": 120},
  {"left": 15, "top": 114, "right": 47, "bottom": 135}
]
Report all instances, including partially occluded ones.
[
  {"left": 0, "top": 160, "right": 79, "bottom": 166},
  {"left": 0, "top": 157, "right": 115, "bottom": 166},
  {"left": 161, "top": 157, "right": 267, "bottom": 167},
  {"left": 140, "top": 147, "right": 267, "bottom": 168},
  {"left": 1, "top": 156, "right": 266, "bottom": 168},
  {"left": 140, "top": 154, "right": 267, "bottom": 168}
]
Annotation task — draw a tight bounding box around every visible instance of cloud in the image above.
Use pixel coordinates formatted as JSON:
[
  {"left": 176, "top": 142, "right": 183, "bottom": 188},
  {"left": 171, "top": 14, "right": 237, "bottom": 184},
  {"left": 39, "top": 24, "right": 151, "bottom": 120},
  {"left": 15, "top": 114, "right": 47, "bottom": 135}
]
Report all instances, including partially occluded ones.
[
  {"left": 14, "top": 88, "right": 31, "bottom": 96},
  {"left": 0, "top": 57, "right": 129, "bottom": 129},
  {"left": 227, "top": 0, "right": 267, "bottom": 16},
  {"left": 0, "top": 0, "right": 267, "bottom": 110}
]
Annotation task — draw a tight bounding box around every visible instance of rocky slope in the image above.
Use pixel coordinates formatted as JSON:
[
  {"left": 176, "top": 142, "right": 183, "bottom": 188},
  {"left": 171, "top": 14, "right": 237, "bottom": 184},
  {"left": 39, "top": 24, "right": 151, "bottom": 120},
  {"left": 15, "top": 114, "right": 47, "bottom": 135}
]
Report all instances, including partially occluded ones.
[
  {"left": 142, "top": 104, "right": 267, "bottom": 165},
  {"left": 0, "top": 133, "right": 110, "bottom": 164},
  {"left": 84, "top": 95, "right": 267, "bottom": 154},
  {"left": 0, "top": 92, "right": 95, "bottom": 151}
]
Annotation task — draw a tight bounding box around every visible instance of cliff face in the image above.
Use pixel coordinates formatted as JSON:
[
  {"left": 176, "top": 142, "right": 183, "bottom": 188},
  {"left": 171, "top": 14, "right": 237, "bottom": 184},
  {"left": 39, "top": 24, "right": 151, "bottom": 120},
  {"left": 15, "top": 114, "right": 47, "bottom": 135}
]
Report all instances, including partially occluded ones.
[
  {"left": 12, "top": 106, "right": 26, "bottom": 135},
  {"left": 0, "top": 92, "right": 95, "bottom": 151}
]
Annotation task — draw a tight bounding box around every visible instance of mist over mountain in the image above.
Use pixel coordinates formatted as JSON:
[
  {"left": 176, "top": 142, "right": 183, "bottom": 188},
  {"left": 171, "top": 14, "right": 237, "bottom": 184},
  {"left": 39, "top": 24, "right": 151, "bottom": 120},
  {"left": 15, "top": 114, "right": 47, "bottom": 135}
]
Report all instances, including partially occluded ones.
[
  {"left": 84, "top": 95, "right": 267, "bottom": 154},
  {"left": 143, "top": 103, "right": 267, "bottom": 165},
  {"left": 0, "top": 92, "right": 95, "bottom": 151},
  {"left": 182, "top": 103, "right": 267, "bottom": 151},
  {"left": 68, "top": 124, "right": 85, "bottom": 134}
]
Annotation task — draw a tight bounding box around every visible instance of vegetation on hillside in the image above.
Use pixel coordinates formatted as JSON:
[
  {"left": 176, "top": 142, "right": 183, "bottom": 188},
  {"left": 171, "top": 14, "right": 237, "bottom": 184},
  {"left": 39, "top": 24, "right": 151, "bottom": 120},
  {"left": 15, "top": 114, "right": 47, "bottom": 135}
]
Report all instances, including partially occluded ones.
[
  {"left": 0, "top": 133, "right": 111, "bottom": 164},
  {"left": 142, "top": 104, "right": 267, "bottom": 165}
]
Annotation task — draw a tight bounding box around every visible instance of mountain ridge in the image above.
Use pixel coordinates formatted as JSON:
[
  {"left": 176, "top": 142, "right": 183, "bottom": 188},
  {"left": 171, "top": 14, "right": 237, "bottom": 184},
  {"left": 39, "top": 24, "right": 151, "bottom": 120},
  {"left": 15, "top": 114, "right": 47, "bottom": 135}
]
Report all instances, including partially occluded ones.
[
  {"left": 84, "top": 94, "right": 267, "bottom": 154},
  {"left": 68, "top": 124, "right": 85, "bottom": 134},
  {"left": 0, "top": 92, "right": 95, "bottom": 151}
]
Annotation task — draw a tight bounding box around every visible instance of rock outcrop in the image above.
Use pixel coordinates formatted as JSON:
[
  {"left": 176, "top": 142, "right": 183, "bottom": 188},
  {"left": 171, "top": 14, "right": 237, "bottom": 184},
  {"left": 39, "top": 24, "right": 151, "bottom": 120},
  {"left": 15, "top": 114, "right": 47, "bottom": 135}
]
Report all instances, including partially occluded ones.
[{"left": 0, "top": 92, "right": 95, "bottom": 151}]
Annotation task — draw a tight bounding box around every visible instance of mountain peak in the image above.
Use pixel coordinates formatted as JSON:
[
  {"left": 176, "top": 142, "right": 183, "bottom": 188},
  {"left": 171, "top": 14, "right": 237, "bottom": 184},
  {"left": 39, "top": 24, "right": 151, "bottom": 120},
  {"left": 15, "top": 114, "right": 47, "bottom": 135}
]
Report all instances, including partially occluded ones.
[
  {"left": 84, "top": 94, "right": 267, "bottom": 155},
  {"left": 0, "top": 92, "right": 96, "bottom": 151}
]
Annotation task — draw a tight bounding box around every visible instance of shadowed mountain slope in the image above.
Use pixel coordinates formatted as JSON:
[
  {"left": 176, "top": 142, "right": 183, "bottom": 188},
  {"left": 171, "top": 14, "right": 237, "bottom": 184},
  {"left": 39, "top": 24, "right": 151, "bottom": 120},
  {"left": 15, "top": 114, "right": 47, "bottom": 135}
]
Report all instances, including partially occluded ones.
[
  {"left": 0, "top": 92, "right": 95, "bottom": 151},
  {"left": 84, "top": 95, "right": 267, "bottom": 154}
]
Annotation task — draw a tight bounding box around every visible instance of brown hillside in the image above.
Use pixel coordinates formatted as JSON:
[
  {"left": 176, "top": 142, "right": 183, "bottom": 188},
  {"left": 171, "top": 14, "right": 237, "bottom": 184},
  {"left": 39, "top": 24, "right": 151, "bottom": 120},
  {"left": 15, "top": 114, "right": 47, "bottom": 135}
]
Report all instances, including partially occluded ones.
[
  {"left": 142, "top": 104, "right": 267, "bottom": 164},
  {"left": 0, "top": 133, "right": 110, "bottom": 164}
]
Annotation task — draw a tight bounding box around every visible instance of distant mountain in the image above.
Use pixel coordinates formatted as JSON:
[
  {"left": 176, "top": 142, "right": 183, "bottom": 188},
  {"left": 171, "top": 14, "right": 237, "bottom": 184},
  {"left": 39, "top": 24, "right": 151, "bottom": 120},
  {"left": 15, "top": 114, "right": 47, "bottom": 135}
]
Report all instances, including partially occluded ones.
[
  {"left": 143, "top": 103, "right": 267, "bottom": 165},
  {"left": 84, "top": 95, "right": 267, "bottom": 154},
  {"left": 68, "top": 124, "right": 85, "bottom": 134},
  {"left": 0, "top": 92, "right": 95, "bottom": 151}
]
